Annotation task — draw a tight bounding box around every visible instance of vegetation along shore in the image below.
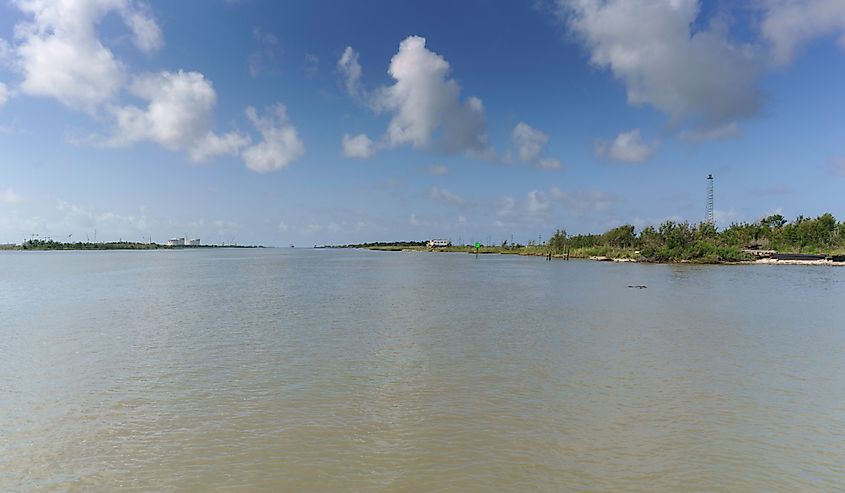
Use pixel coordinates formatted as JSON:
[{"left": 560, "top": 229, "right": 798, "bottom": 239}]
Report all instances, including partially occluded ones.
[
  {"left": 1, "top": 240, "right": 264, "bottom": 251},
  {"left": 322, "top": 213, "right": 845, "bottom": 265}
]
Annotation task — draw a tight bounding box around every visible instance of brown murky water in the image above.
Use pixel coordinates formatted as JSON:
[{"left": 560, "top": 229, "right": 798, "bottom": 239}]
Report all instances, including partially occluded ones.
[{"left": 2, "top": 249, "right": 844, "bottom": 491}]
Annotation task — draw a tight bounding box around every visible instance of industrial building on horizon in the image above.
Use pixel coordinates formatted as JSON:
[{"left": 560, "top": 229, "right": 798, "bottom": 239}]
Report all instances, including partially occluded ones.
[{"left": 167, "top": 238, "right": 201, "bottom": 247}]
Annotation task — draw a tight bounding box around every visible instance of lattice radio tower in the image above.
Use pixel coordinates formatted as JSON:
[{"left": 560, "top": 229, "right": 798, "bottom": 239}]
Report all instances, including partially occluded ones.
[{"left": 705, "top": 174, "right": 714, "bottom": 225}]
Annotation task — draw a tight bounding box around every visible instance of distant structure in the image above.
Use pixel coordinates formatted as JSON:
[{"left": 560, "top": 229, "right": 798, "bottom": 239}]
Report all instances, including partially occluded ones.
[
  {"left": 167, "top": 237, "right": 185, "bottom": 246},
  {"left": 427, "top": 239, "right": 451, "bottom": 248},
  {"left": 705, "top": 174, "right": 714, "bottom": 225},
  {"left": 187, "top": 238, "right": 201, "bottom": 246}
]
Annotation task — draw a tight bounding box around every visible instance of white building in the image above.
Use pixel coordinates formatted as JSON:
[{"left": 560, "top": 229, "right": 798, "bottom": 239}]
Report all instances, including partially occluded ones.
[
  {"left": 427, "top": 239, "right": 451, "bottom": 248},
  {"left": 167, "top": 237, "right": 185, "bottom": 246},
  {"left": 187, "top": 238, "right": 201, "bottom": 246}
]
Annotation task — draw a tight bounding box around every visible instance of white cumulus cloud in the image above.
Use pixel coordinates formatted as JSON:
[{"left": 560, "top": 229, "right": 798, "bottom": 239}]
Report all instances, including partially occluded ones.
[
  {"left": 341, "top": 133, "right": 375, "bottom": 159},
  {"left": 512, "top": 122, "right": 548, "bottom": 163},
  {"left": 0, "top": 38, "right": 11, "bottom": 63},
  {"left": 338, "top": 46, "right": 363, "bottom": 98},
  {"left": 761, "top": 0, "right": 845, "bottom": 65},
  {"left": 12, "top": 0, "right": 163, "bottom": 112},
  {"left": 558, "top": 0, "right": 762, "bottom": 132},
  {"left": 525, "top": 190, "right": 551, "bottom": 215},
  {"left": 241, "top": 104, "right": 305, "bottom": 173},
  {"left": 110, "top": 70, "right": 217, "bottom": 149},
  {"left": 342, "top": 36, "right": 491, "bottom": 156},
  {"left": 595, "top": 129, "right": 657, "bottom": 163},
  {"left": 0, "top": 82, "right": 8, "bottom": 110},
  {"left": 509, "top": 122, "right": 564, "bottom": 170},
  {"left": 190, "top": 131, "right": 251, "bottom": 162},
  {"left": 104, "top": 70, "right": 309, "bottom": 169},
  {"left": 108, "top": 72, "right": 302, "bottom": 172}
]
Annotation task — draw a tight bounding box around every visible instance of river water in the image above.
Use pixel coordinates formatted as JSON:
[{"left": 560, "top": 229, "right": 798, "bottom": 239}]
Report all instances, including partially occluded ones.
[{"left": 1, "top": 248, "right": 844, "bottom": 492}]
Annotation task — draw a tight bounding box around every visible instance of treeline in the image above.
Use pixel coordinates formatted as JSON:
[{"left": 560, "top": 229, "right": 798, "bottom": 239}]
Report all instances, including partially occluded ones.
[
  {"left": 19, "top": 240, "right": 261, "bottom": 250},
  {"left": 323, "top": 241, "right": 428, "bottom": 249},
  {"left": 552, "top": 213, "right": 845, "bottom": 263},
  {"left": 22, "top": 239, "right": 161, "bottom": 250}
]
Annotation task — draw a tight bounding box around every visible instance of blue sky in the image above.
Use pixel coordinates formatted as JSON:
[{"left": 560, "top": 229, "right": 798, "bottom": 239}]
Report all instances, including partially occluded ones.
[{"left": 0, "top": 0, "right": 844, "bottom": 246}]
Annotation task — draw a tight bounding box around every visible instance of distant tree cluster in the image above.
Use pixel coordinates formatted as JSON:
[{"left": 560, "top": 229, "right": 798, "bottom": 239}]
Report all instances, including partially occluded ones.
[
  {"left": 327, "top": 241, "right": 428, "bottom": 249},
  {"left": 22, "top": 239, "right": 160, "bottom": 250}
]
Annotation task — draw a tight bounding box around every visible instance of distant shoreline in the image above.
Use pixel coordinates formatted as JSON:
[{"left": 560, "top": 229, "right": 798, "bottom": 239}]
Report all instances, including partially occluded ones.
[{"left": 0, "top": 241, "right": 264, "bottom": 251}]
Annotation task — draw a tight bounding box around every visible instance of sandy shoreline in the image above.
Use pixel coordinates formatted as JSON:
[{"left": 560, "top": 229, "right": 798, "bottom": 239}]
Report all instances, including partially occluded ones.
[
  {"left": 395, "top": 249, "right": 845, "bottom": 266},
  {"left": 752, "top": 258, "right": 845, "bottom": 266}
]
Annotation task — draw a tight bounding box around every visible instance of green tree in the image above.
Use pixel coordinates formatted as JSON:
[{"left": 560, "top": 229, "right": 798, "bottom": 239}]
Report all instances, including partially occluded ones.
[
  {"left": 548, "top": 228, "right": 567, "bottom": 254},
  {"left": 603, "top": 225, "right": 636, "bottom": 248},
  {"left": 761, "top": 214, "right": 786, "bottom": 229}
]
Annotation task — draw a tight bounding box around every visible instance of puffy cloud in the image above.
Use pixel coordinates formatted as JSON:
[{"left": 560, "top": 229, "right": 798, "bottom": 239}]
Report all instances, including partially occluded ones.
[
  {"left": 595, "top": 129, "right": 656, "bottom": 163},
  {"left": 111, "top": 70, "right": 216, "bottom": 149},
  {"left": 374, "top": 36, "right": 489, "bottom": 154},
  {"left": 762, "top": 0, "right": 845, "bottom": 65},
  {"left": 109, "top": 70, "right": 248, "bottom": 161},
  {"left": 241, "top": 104, "right": 305, "bottom": 173},
  {"left": 120, "top": 2, "right": 164, "bottom": 53},
  {"left": 512, "top": 122, "right": 548, "bottom": 163},
  {"left": 0, "top": 187, "right": 22, "bottom": 204},
  {"left": 342, "top": 36, "right": 491, "bottom": 156},
  {"left": 341, "top": 133, "right": 375, "bottom": 159},
  {"left": 7, "top": 2, "right": 307, "bottom": 174},
  {"left": 8, "top": 2, "right": 305, "bottom": 174},
  {"left": 12, "top": 0, "right": 162, "bottom": 112},
  {"left": 428, "top": 186, "right": 465, "bottom": 207},
  {"left": 338, "top": 46, "right": 363, "bottom": 98},
  {"left": 0, "top": 38, "right": 11, "bottom": 64},
  {"left": 189, "top": 131, "right": 251, "bottom": 162},
  {"left": 108, "top": 72, "right": 301, "bottom": 172},
  {"left": 507, "top": 122, "right": 563, "bottom": 170},
  {"left": 428, "top": 164, "right": 448, "bottom": 175},
  {"left": 558, "top": 0, "right": 762, "bottom": 131},
  {"left": 0, "top": 82, "right": 8, "bottom": 110},
  {"left": 525, "top": 190, "right": 551, "bottom": 215}
]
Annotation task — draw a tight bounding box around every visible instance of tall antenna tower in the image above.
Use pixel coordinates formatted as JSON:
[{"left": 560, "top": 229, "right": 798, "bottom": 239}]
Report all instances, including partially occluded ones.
[{"left": 705, "top": 174, "right": 714, "bottom": 225}]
